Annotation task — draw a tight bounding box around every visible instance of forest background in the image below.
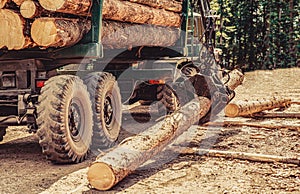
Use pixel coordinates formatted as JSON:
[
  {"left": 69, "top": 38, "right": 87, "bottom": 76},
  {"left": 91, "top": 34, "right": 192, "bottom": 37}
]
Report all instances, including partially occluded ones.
[{"left": 210, "top": 0, "right": 299, "bottom": 70}]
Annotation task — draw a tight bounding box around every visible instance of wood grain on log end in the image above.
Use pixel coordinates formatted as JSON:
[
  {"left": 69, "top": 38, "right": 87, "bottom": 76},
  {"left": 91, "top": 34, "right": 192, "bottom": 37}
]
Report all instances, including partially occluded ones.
[
  {"left": 20, "top": 0, "right": 39, "bottom": 19},
  {"left": 0, "top": 9, "right": 31, "bottom": 50},
  {"left": 224, "top": 104, "right": 239, "bottom": 117},
  {"left": 87, "top": 162, "right": 115, "bottom": 191},
  {"left": 39, "top": 0, "right": 91, "bottom": 15},
  {"left": 38, "top": 0, "right": 66, "bottom": 11},
  {"left": 31, "top": 17, "right": 91, "bottom": 48}
]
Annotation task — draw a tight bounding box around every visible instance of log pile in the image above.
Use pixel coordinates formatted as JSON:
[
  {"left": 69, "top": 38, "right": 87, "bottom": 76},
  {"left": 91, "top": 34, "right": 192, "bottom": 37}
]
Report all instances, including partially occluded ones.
[{"left": 0, "top": 0, "right": 182, "bottom": 50}]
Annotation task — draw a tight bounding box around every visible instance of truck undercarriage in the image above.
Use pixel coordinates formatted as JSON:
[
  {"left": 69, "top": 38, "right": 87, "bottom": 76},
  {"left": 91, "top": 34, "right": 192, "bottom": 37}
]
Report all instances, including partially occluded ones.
[{"left": 0, "top": 0, "right": 234, "bottom": 163}]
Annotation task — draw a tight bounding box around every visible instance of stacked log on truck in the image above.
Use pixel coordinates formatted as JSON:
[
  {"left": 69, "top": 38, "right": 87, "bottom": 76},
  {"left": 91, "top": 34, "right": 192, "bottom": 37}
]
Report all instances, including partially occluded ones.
[{"left": 0, "top": 0, "right": 183, "bottom": 50}]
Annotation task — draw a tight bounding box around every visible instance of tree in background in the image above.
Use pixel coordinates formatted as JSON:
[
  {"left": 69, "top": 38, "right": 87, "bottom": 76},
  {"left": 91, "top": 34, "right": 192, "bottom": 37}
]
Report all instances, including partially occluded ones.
[{"left": 210, "top": 0, "right": 299, "bottom": 70}]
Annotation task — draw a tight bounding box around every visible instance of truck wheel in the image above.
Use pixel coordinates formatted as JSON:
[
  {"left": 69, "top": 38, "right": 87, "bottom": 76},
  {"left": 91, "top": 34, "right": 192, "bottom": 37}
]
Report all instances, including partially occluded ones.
[
  {"left": 84, "top": 72, "right": 122, "bottom": 150},
  {"left": 37, "top": 75, "right": 93, "bottom": 163},
  {"left": 0, "top": 127, "right": 7, "bottom": 142},
  {"left": 157, "top": 84, "right": 180, "bottom": 114}
]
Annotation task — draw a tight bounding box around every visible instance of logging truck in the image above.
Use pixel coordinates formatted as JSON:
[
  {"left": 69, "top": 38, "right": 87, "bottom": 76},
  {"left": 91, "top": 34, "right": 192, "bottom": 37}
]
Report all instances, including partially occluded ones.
[{"left": 0, "top": 0, "right": 231, "bottom": 163}]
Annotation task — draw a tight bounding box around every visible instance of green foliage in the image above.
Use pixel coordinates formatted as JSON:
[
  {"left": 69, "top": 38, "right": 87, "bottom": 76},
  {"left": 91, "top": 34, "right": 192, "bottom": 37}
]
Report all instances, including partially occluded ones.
[{"left": 211, "top": 0, "right": 299, "bottom": 70}]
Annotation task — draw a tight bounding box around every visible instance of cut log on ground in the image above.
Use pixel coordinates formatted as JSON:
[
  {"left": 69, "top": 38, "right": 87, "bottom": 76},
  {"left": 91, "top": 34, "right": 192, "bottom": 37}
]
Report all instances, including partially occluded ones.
[
  {"left": 31, "top": 17, "right": 91, "bottom": 48},
  {"left": 0, "top": 9, "right": 32, "bottom": 50},
  {"left": 222, "top": 69, "right": 245, "bottom": 91},
  {"left": 102, "top": 21, "right": 180, "bottom": 49},
  {"left": 38, "top": 0, "right": 91, "bottom": 16},
  {"left": 87, "top": 97, "right": 211, "bottom": 191},
  {"left": 103, "top": 0, "right": 181, "bottom": 27},
  {"left": 224, "top": 97, "right": 292, "bottom": 117},
  {"left": 123, "top": 0, "right": 183, "bottom": 13},
  {"left": 174, "top": 147, "right": 300, "bottom": 166},
  {"left": 20, "top": 0, "right": 43, "bottom": 19},
  {"left": 204, "top": 121, "right": 300, "bottom": 132}
]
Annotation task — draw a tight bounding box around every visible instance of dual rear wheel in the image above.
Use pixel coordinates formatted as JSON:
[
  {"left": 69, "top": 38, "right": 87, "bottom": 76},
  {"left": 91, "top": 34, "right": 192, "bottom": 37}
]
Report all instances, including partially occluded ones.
[{"left": 36, "top": 73, "right": 121, "bottom": 163}]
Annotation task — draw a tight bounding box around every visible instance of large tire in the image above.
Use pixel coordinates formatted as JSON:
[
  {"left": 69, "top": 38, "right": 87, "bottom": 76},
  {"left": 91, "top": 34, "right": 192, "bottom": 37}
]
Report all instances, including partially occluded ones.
[
  {"left": 37, "top": 75, "right": 93, "bottom": 163},
  {"left": 156, "top": 84, "right": 180, "bottom": 114},
  {"left": 0, "top": 126, "right": 7, "bottom": 142},
  {"left": 84, "top": 72, "right": 122, "bottom": 150}
]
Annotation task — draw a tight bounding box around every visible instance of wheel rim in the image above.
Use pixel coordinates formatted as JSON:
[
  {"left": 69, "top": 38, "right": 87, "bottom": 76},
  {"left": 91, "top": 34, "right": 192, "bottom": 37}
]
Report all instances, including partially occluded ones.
[
  {"left": 68, "top": 99, "right": 83, "bottom": 142},
  {"left": 104, "top": 96, "right": 114, "bottom": 130}
]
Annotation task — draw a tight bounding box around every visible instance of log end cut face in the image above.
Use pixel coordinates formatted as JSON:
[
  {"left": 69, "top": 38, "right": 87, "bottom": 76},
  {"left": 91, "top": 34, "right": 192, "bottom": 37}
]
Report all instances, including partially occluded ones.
[
  {"left": 0, "top": 9, "right": 29, "bottom": 50},
  {"left": 31, "top": 18, "right": 58, "bottom": 47},
  {"left": 39, "top": 0, "right": 65, "bottom": 11},
  {"left": 224, "top": 103, "right": 240, "bottom": 117},
  {"left": 20, "top": 0, "right": 38, "bottom": 19},
  {"left": 31, "top": 17, "right": 91, "bottom": 48},
  {"left": 87, "top": 162, "right": 116, "bottom": 191}
]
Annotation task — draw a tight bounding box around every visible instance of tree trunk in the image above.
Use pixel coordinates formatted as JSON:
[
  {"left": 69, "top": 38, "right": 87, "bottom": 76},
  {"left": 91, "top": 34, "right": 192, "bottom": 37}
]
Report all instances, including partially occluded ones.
[
  {"left": 175, "top": 147, "right": 300, "bottom": 165},
  {"left": 122, "top": 0, "right": 183, "bottom": 13},
  {"left": 87, "top": 97, "right": 211, "bottom": 191},
  {"left": 0, "top": 9, "right": 32, "bottom": 50},
  {"left": 101, "top": 21, "right": 180, "bottom": 49},
  {"left": 20, "top": 0, "right": 43, "bottom": 19},
  {"left": 224, "top": 97, "right": 292, "bottom": 117},
  {"left": 38, "top": 0, "right": 91, "bottom": 16},
  {"left": 103, "top": 0, "right": 181, "bottom": 27},
  {"left": 31, "top": 17, "right": 91, "bottom": 48}
]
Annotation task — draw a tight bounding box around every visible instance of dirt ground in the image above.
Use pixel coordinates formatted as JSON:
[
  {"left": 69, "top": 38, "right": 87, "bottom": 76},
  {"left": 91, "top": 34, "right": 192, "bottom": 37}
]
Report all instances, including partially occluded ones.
[{"left": 0, "top": 68, "right": 299, "bottom": 194}]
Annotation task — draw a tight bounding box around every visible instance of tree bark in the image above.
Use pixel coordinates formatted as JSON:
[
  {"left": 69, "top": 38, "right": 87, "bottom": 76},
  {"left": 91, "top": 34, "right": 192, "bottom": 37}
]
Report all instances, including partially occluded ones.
[
  {"left": 175, "top": 147, "right": 300, "bottom": 165},
  {"left": 87, "top": 97, "right": 211, "bottom": 191},
  {"left": 224, "top": 97, "right": 292, "bottom": 117},
  {"left": 38, "top": 0, "right": 91, "bottom": 16},
  {"left": 0, "top": 9, "right": 32, "bottom": 50},
  {"left": 101, "top": 21, "right": 180, "bottom": 49},
  {"left": 20, "top": 0, "right": 43, "bottom": 19},
  {"left": 122, "top": 0, "right": 183, "bottom": 13},
  {"left": 103, "top": 0, "right": 181, "bottom": 27},
  {"left": 31, "top": 17, "right": 91, "bottom": 48},
  {"left": 204, "top": 121, "right": 300, "bottom": 132}
]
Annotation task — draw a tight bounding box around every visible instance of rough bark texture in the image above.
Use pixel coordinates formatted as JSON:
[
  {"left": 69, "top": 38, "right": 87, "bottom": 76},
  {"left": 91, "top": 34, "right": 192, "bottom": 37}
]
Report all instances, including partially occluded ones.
[
  {"left": 224, "top": 97, "right": 292, "bottom": 117},
  {"left": 38, "top": 0, "right": 91, "bottom": 16},
  {"left": 123, "top": 0, "right": 183, "bottom": 13},
  {"left": 87, "top": 97, "right": 211, "bottom": 191},
  {"left": 31, "top": 17, "right": 91, "bottom": 48},
  {"left": 0, "top": 9, "right": 32, "bottom": 50},
  {"left": 103, "top": 0, "right": 181, "bottom": 27},
  {"left": 20, "top": 0, "right": 42, "bottom": 19},
  {"left": 101, "top": 20, "right": 180, "bottom": 49},
  {"left": 176, "top": 147, "right": 300, "bottom": 165}
]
